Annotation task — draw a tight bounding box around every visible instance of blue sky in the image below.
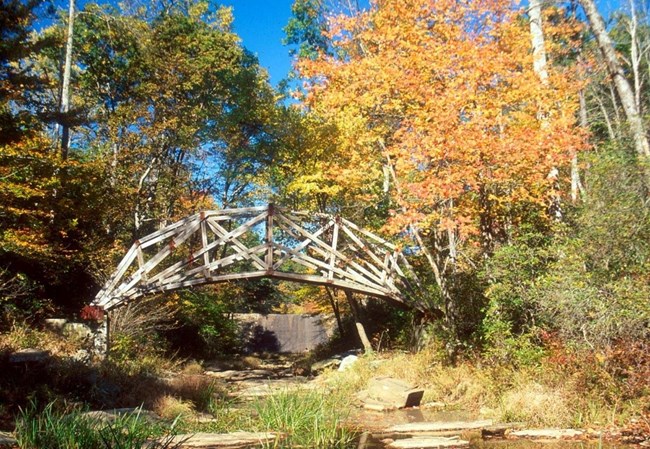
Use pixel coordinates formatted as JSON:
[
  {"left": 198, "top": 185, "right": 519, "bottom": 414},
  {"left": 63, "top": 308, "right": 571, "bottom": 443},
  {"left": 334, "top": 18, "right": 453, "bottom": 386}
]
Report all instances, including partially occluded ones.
[{"left": 219, "top": 0, "right": 296, "bottom": 86}]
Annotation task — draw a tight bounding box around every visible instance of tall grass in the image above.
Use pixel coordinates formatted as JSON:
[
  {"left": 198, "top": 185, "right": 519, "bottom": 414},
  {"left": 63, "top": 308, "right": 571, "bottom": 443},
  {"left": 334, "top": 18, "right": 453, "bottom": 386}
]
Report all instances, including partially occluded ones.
[
  {"left": 15, "top": 402, "right": 186, "bottom": 449},
  {"left": 15, "top": 402, "right": 100, "bottom": 449},
  {"left": 254, "top": 389, "right": 356, "bottom": 448}
]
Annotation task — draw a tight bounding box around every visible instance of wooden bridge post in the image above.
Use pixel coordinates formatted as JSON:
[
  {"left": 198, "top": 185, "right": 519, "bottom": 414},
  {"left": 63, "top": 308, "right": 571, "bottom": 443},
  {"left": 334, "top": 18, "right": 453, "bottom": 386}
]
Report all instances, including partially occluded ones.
[
  {"left": 345, "top": 290, "right": 373, "bottom": 353},
  {"left": 266, "top": 203, "right": 274, "bottom": 273}
]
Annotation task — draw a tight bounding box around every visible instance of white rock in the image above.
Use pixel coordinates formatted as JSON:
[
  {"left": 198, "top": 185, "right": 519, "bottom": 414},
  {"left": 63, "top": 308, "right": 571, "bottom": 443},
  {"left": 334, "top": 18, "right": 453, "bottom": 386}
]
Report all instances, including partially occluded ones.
[
  {"left": 338, "top": 354, "right": 358, "bottom": 371},
  {"left": 166, "top": 431, "right": 277, "bottom": 448},
  {"left": 387, "top": 437, "right": 469, "bottom": 448},
  {"left": 388, "top": 420, "right": 494, "bottom": 433},
  {"left": 509, "top": 429, "right": 584, "bottom": 439},
  {"left": 44, "top": 318, "right": 68, "bottom": 332}
]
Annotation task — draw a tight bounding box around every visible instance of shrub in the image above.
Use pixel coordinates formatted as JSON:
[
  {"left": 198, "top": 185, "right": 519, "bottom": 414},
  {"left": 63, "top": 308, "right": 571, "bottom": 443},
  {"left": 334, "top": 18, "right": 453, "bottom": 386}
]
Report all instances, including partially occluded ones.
[{"left": 152, "top": 396, "right": 195, "bottom": 421}]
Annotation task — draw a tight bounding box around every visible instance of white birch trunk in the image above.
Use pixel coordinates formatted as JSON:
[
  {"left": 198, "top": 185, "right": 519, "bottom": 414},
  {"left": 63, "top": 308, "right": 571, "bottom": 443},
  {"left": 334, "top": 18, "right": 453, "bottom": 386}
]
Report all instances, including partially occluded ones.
[
  {"left": 580, "top": 0, "right": 650, "bottom": 162},
  {"left": 60, "top": 0, "right": 75, "bottom": 158}
]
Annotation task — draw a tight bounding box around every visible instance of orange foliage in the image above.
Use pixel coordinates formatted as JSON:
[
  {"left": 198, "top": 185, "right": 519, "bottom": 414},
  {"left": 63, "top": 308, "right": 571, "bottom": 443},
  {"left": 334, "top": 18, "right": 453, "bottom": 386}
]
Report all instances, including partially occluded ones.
[{"left": 297, "top": 0, "right": 587, "bottom": 240}]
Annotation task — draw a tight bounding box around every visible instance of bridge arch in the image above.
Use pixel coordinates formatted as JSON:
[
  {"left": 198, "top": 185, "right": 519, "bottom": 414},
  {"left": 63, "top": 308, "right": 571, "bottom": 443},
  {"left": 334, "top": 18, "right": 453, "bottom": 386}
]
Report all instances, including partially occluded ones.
[{"left": 91, "top": 204, "right": 424, "bottom": 312}]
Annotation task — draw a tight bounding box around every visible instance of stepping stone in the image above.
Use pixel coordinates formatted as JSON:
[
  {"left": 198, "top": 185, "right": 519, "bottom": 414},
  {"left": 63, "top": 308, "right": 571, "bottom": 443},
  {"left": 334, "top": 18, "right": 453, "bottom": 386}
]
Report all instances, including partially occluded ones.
[
  {"left": 167, "top": 431, "right": 277, "bottom": 448},
  {"left": 481, "top": 423, "right": 524, "bottom": 437},
  {"left": 83, "top": 408, "right": 161, "bottom": 423},
  {"left": 387, "top": 420, "right": 494, "bottom": 433},
  {"left": 509, "top": 429, "right": 584, "bottom": 439},
  {"left": 385, "top": 436, "right": 469, "bottom": 448},
  {"left": 358, "top": 377, "right": 424, "bottom": 410}
]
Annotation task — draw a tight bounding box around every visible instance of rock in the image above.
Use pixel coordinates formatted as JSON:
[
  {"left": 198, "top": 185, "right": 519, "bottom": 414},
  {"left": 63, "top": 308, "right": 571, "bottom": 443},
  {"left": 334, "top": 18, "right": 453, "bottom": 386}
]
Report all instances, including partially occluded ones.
[
  {"left": 44, "top": 318, "right": 68, "bottom": 332},
  {"left": 83, "top": 408, "right": 161, "bottom": 424},
  {"left": 359, "top": 396, "right": 398, "bottom": 412},
  {"left": 358, "top": 377, "right": 424, "bottom": 409},
  {"left": 206, "top": 369, "right": 274, "bottom": 381},
  {"left": 509, "top": 429, "right": 584, "bottom": 440},
  {"left": 387, "top": 420, "right": 494, "bottom": 433},
  {"left": 386, "top": 437, "right": 469, "bottom": 448},
  {"left": 9, "top": 348, "right": 50, "bottom": 363},
  {"left": 166, "top": 431, "right": 277, "bottom": 448},
  {"left": 62, "top": 322, "right": 93, "bottom": 340},
  {"left": 0, "top": 431, "right": 16, "bottom": 447},
  {"left": 481, "top": 423, "right": 524, "bottom": 438},
  {"left": 422, "top": 401, "right": 446, "bottom": 409},
  {"left": 311, "top": 358, "right": 341, "bottom": 373},
  {"left": 71, "top": 349, "right": 91, "bottom": 363},
  {"left": 338, "top": 355, "right": 359, "bottom": 371}
]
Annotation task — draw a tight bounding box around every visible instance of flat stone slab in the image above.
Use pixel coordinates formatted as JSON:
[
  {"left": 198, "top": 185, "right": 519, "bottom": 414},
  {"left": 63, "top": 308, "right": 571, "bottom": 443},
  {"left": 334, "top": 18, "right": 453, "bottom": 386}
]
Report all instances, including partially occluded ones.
[
  {"left": 83, "top": 408, "right": 161, "bottom": 423},
  {"left": 232, "top": 377, "right": 314, "bottom": 399},
  {"left": 385, "top": 437, "right": 469, "bottom": 448},
  {"left": 205, "top": 369, "right": 275, "bottom": 381},
  {"left": 361, "top": 397, "right": 398, "bottom": 412},
  {"left": 168, "top": 431, "right": 277, "bottom": 448},
  {"left": 9, "top": 348, "right": 50, "bottom": 363},
  {"left": 388, "top": 420, "right": 494, "bottom": 433},
  {"left": 359, "top": 377, "right": 424, "bottom": 410},
  {"left": 0, "top": 431, "right": 16, "bottom": 447},
  {"left": 509, "top": 429, "right": 584, "bottom": 439},
  {"left": 481, "top": 423, "right": 525, "bottom": 437}
]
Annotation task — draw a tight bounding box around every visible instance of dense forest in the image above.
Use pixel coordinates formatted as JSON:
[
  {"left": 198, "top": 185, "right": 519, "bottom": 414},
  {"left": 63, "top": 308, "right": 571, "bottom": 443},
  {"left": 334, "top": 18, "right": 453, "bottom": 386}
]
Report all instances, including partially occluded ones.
[{"left": 1, "top": 0, "right": 649, "bottom": 376}]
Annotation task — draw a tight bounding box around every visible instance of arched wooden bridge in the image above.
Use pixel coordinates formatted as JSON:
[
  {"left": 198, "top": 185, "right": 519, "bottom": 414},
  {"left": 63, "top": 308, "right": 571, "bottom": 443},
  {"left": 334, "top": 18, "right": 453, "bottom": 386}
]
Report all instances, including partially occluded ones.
[{"left": 91, "top": 204, "right": 424, "bottom": 311}]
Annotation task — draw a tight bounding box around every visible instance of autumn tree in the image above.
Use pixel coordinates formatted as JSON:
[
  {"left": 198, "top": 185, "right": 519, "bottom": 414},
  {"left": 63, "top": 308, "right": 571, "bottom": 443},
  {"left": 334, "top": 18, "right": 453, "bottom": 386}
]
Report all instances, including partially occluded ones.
[{"left": 293, "top": 0, "right": 586, "bottom": 343}]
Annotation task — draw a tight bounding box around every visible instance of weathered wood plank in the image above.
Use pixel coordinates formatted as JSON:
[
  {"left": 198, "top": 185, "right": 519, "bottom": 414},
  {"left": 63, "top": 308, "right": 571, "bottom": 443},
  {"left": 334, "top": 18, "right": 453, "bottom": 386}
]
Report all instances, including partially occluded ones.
[
  {"left": 328, "top": 221, "right": 339, "bottom": 281},
  {"left": 102, "top": 220, "right": 203, "bottom": 307},
  {"left": 93, "top": 204, "right": 421, "bottom": 311},
  {"left": 340, "top": 216, "right": 396, "bottom": 249},
  {"left": 200, "top": 219, "right": 210, "bottom": 278},
  {"left": 267, "top": 271, "right": 389, "bottom": 298},
  {"left": 137, "top": 213, "right": 200, "bottom": 247},
  {"left": 341, "top": 224, "right": 388, "bottom": 267},
  {"left": 206, "top": 220, "right": 266, "bottom": 269},
  {"left": 273, "top": 220, "right": 331, "bottom": 260},
  {"left": 142, "top": 211, "right": 266, "bottom": 285},
  {"left": 265, "top": 205, "right": 274, "bottom": 270}
]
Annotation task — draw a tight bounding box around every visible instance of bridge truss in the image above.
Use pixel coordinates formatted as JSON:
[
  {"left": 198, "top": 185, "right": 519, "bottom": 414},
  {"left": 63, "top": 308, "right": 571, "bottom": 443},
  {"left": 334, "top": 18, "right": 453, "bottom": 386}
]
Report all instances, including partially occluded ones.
[{"left": 92, "top": 204, "right": 424, "bottom": 311}]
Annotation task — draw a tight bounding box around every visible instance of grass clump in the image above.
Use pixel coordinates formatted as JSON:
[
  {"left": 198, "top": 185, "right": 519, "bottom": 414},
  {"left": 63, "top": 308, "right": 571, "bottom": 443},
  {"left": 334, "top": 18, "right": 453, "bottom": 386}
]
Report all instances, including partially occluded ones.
[
  {"left": 15, "top": 401, "right": 185, "bottom": 449},
  {"left": 15, "top": 402, "right": 101, "bottom": 449},
  {"left": 152, "top": 395, "right": 195, "bottom": 421},
  {"left": 254, "top": 389, "right": 356, "bottom": 448}
]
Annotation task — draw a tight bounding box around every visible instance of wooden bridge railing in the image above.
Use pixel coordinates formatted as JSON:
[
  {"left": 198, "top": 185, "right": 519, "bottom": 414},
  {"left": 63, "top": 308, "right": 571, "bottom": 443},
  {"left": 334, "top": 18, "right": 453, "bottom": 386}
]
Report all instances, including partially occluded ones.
[{"left": 91, "top": 204, "right": 423, "bottom": 311}]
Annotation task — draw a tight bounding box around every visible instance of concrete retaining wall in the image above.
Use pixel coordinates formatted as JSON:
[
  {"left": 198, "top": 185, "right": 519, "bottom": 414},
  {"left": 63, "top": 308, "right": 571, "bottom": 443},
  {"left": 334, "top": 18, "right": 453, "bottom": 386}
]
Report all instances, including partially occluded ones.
[{"left": 233, "top": 314, "right": 330, "bottom": 353}]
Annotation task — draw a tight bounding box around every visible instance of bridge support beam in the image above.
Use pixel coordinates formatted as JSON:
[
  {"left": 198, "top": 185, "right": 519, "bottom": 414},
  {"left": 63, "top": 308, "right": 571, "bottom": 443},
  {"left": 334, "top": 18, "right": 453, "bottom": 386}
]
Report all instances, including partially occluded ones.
[{"left": 345, "top": 290, "right": 373, "bottom": 353}]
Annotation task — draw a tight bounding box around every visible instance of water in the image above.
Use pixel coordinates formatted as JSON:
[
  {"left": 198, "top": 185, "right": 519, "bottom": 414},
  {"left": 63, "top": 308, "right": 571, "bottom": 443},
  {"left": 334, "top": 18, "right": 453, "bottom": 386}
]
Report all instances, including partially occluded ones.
[
  {"left": 346, "top": 408, "right": 633, "bottom": 449},
  {"left": 355, "top": 434, "right": 632, "bottom": 449}
]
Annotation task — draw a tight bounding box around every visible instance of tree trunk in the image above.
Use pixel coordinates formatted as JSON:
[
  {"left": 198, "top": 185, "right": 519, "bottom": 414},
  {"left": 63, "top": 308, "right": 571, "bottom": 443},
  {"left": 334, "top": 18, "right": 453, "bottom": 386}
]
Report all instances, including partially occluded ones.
[
  {"left": 528, "top": 0, "right": 549, "bottom": 84},
  {"left": 60, "top": 0, "right": 75, "bottom": 159},
  {"left": 580, "top": 0, "right": 650, "bottom": 167},
  {"left": 572, "top": 90, "right": 587, "bottom": 202},
  {"left": 528, "top": 0, "right": 564, "bottom": 216},
  {"left": 345, "top": 290, "right": 372, "bottom": 352}
]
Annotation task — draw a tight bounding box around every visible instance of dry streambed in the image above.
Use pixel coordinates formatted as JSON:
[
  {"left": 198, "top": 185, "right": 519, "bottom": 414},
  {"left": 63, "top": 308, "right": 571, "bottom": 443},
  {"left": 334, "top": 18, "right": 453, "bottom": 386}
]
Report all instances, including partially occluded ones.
[{"left": 0, "top": 355, "right": 619, "bottom": 449}]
